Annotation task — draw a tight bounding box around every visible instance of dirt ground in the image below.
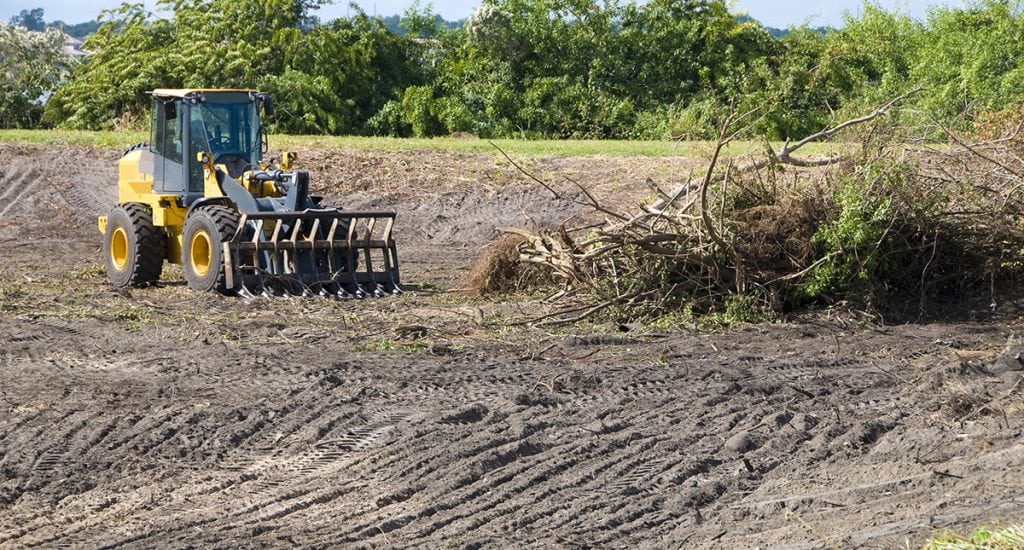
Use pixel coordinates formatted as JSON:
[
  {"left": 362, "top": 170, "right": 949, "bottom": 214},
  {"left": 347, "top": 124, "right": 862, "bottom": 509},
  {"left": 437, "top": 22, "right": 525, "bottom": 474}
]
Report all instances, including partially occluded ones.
[{"left": 1, "top": 142, "right": 1023, "bottom": 548}]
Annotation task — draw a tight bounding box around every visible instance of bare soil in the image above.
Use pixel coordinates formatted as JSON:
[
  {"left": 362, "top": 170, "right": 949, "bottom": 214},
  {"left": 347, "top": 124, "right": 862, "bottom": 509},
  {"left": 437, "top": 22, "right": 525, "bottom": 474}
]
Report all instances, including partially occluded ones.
[{"left": 1, "top": 143, "right": 1023, "bottom": 548}]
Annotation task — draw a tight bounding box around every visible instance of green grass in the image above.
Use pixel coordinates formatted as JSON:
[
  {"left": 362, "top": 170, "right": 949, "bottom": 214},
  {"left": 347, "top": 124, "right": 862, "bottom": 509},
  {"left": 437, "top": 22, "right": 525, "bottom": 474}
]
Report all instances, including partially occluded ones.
[
  {"left": 0, "top": 128, "right": 842, "bottom": 158},
  {"left": 924, "top": 523, "right": 1024, "bottom": 549},
  {"left": 0, "top": 129, "right": 148, "bottom": 148}
]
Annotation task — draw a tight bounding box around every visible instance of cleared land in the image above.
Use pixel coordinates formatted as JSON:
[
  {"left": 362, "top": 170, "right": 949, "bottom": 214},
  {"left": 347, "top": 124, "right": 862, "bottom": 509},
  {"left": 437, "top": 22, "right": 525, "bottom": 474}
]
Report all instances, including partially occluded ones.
[{"left": 0, "top": 141, "right": 1022, "bottom": 548}]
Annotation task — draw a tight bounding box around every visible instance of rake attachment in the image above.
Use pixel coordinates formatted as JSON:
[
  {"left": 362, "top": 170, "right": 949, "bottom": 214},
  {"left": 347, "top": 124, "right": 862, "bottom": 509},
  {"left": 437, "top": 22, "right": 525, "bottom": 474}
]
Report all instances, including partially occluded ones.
[{"left": 223, "top": 209, "right": 400, "bottom": 299}]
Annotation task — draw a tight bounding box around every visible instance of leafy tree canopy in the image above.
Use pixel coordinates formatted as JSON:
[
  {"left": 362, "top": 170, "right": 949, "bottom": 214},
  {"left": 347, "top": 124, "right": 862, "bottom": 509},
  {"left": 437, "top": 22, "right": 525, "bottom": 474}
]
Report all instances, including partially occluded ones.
[
  {"left": 0, "top": 23, "right": 72, "bottom": 128},
  {"left": 30, "top": 0, "right": 1024, "bottom": 140},
  {"left": 9, "top": 8, "right": 46, "bottom": 32}
]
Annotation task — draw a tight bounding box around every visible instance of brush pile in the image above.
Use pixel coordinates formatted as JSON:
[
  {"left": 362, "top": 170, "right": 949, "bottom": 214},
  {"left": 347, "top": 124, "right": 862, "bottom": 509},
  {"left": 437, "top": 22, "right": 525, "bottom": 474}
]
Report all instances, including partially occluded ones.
[{"left": 501, "top": 92, "right": 1024, "bottom": 325}]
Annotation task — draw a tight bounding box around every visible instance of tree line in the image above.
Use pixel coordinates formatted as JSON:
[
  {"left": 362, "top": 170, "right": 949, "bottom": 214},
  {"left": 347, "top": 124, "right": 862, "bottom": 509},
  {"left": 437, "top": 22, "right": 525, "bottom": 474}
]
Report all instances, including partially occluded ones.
[
  {"left": 8, "top": 8, "right": 102, "bottom": 38},
  {"left": 7, "top": 0, "right": 1024, "bottom": 140}
]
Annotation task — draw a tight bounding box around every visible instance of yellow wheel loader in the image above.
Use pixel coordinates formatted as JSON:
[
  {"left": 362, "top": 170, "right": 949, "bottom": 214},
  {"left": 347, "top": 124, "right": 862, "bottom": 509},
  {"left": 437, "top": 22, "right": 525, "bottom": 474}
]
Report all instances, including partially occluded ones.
[{"left": 99, "top": 89, "right": 400, "bottom": 298}]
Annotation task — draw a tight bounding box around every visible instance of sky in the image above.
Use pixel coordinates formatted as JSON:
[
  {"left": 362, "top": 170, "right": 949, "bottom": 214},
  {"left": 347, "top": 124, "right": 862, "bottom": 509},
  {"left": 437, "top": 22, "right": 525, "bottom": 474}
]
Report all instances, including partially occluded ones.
[{"left": 1, "top": 0, "right": 969, "bottom": 28}]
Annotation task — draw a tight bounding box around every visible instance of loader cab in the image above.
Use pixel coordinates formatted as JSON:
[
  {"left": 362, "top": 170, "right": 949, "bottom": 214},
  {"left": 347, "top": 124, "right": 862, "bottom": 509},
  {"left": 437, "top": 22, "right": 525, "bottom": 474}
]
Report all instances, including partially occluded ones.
[{"left": 150, "top": 89, "right": 268, "bottom": 205}]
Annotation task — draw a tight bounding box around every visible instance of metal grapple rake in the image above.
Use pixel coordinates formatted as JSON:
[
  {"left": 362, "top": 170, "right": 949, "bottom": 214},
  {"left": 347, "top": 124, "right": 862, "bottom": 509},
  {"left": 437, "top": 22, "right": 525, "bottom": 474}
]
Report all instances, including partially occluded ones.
[{"left": 223, "top": 209, "right": 401, "bottom": 299}]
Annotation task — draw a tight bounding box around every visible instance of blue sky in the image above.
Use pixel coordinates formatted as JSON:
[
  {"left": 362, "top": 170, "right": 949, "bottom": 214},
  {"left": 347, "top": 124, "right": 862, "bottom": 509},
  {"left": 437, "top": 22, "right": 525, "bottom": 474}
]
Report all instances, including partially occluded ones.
[{"left": 2, "top": 0, "right": 967, "bottom": 28}]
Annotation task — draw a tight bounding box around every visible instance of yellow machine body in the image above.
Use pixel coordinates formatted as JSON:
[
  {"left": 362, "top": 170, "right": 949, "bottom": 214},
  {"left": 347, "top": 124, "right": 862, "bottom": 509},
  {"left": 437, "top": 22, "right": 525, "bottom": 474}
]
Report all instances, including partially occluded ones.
[
  {"left": 98, "top": 148, "right": 191, "bottom": 263},
  {"left": 99, "top": 88, "right": 401, "bottom": 297}
]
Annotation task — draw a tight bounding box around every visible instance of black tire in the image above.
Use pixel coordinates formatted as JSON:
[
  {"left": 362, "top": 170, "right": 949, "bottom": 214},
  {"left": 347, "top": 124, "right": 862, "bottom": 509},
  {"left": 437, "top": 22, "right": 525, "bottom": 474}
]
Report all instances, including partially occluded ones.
[
  {"left": 103, "top": 203, "right": 165, "bottom": 287},
  {"left": 182, "top": 205, "right": 239, "bottom": 294},
  {"left": 101, "top": 202, "right": 163, "bottom": 286}
]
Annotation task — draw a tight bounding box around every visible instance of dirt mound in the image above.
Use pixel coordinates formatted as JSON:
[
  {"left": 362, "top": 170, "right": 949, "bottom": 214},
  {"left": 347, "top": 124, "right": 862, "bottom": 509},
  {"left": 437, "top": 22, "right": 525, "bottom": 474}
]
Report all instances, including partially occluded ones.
[
  {"left": 0, "top": 145, "right": 117, "bottom": 240},
  {"left": 0, "top": 142, "right": 1022, "bottom": 548}
]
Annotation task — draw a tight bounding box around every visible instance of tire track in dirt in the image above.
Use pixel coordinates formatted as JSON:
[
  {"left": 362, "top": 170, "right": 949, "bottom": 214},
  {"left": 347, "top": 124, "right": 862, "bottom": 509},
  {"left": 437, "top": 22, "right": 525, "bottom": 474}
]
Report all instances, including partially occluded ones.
[
  {"left": 1, "top": 348, "right": 895, "bottom": 547},
  {"left": 408, "top": 453, "right": 575, "bottom": 542},
  {"left": 0, "top": 165, "right": 41, "bottom": 222},
  {"left": 59, "top": 175, "right": 117, "bottom": 221},
  {"left": 315, "top": 376, "right": 569, "bottom": 540},
  {"left": 0, "top": 410, "right": 113, "bottom": 546},
  {"left": 534, "top": 440, "right": 672, "bottom": 542},
  {"left": 338, "top": 353, "right": 873, "bottom": 546},
  {"left": 376, "top": 376, "right": 647, "bottom": 536},
  {"left": 112, "top": 450, "right": 379, "bottom": 545},
  {"left": 45, "top": 390, "right": 414, "bottom": 547},
  {"left": 329, "top": 369, "right": 706, "bottom": 546},
  {"left": 3, "top": 320, "right": 1017, "bottom": 548},
  {"left": 433, "top": 441, "right": 657, "bottom": 543}
]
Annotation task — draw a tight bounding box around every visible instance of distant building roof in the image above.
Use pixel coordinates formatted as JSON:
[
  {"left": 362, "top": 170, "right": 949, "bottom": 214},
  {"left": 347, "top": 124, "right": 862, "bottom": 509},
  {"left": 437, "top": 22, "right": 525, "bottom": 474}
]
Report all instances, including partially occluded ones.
[{"left": 62, "top": 32, "right": 89, "bottom": 58}]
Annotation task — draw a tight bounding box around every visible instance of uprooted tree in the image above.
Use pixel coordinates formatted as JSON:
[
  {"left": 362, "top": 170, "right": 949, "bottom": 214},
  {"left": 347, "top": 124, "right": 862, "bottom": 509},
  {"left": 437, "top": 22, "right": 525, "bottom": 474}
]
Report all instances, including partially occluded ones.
[{"left": 494, "top": 91, "right": 1024, "bottom": 326}]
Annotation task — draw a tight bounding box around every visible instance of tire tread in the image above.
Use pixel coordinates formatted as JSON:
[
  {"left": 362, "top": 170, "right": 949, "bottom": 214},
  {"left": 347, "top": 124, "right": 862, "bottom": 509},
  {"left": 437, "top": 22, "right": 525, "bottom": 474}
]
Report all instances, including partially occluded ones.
[
  {"left": 123, "top": 203, "right": 164, "bottom": 284},
  {"left": 183, "top": 205, "right": 239, "bottom": 294},
  {"left": 104, "top": 202, "right": 164, "bottom": 287}
]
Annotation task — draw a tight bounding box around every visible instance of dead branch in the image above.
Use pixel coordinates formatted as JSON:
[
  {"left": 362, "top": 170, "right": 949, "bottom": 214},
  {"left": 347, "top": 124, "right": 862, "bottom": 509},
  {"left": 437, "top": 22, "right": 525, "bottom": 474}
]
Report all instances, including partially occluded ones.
[
  {"left": 649, "top": 87, "right": 924, "bottom": 212},
  {"left": 699, "top": 116, "right": 738, "bottom": 258},
  {"left": 934, "top": 119, "right": 1024, "bottom": 181},
  {"left": 492, "top": 141, "right": 636, "bottom": 224},
  {"left": 778, "top": 87, "right": 924, "bottom": 162}
]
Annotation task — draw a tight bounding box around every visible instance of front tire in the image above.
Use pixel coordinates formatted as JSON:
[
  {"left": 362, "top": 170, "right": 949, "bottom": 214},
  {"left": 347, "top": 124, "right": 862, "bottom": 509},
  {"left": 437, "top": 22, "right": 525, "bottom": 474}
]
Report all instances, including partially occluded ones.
[
  {"left": 182, "top": 205, "right": 239, "bottom": 294},
  {"left": 103, "top": 203, "right": 164, "bottom": 287}
]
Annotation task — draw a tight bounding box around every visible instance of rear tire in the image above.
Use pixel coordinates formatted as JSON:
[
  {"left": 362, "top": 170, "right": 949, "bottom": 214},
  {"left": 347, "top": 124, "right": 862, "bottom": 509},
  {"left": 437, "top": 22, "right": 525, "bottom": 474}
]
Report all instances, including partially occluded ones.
[
  {"left": 103, "top": 203, "right": 164, "bottom": 287},
  {"left": 182, "top": 205, "right": 239, "bottom": 294}
]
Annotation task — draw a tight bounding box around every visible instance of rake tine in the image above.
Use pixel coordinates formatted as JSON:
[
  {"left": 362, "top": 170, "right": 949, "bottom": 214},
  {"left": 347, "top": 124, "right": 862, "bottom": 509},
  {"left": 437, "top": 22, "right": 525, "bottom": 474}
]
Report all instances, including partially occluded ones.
[
  {"left": 251, "top": 272, "right": 271, "bottom": 299},
  {"left": 350, "top": 283, "right": 367, "bottom": 299},
  {"left": 236, "top": 283, "right": 257, "bottom": 300},
  {"left": 263, "top": 278, "right": 284, "bottom": 299},
  {"left": 324, "top": 278, "right": 347, "bottom": 300}
]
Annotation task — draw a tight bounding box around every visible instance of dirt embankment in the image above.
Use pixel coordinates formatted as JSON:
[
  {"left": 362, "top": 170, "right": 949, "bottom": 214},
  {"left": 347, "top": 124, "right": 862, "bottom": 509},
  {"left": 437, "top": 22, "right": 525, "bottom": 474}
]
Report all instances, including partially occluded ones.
[{"left": 0, "top": 143, "right": 1022, "bottom": 548}]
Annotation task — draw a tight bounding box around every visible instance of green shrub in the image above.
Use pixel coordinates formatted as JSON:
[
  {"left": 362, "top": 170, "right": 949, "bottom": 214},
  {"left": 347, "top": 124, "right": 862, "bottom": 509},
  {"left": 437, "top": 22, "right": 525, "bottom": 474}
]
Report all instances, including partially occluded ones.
[
  {"left": 400, "top": 85, "right": 441, "bottom": 137},
  {"left": 802, "top": 171, "right": 897, "bottom": 302},
  {"left": 924, "top": 522, "right": 1024, "bottom": 549}
]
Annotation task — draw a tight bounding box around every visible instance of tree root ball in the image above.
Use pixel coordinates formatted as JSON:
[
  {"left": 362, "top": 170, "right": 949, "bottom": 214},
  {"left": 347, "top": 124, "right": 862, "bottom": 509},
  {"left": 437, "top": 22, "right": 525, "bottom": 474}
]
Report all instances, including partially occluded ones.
[{"left": 465, "top": 234, "right": 537, "bottom": 294}]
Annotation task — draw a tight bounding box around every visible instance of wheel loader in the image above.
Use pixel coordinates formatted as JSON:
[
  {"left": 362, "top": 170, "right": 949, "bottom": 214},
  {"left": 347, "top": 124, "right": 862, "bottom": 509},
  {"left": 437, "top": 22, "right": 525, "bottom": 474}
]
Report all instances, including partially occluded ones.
[{"left": 99, "top": 89, "right": 400, "bottom": 298}]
